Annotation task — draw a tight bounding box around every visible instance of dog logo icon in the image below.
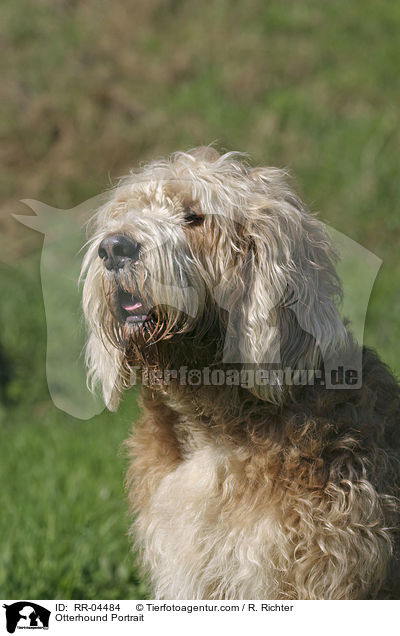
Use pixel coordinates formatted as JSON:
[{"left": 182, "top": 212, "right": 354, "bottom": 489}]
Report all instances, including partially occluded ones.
[{"left": 2, "top": 602, "right": 50, "bottom": 633}]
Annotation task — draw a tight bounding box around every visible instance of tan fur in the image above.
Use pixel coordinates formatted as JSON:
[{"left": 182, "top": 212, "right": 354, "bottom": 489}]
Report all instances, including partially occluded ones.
[{"left": 82, "top": 147, "right": 400, "bottom": 599}]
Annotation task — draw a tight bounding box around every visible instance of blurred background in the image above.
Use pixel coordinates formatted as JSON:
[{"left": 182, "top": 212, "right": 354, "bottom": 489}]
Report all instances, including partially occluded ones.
[{"left": 1, "top": 0, "right": 399, "bottom": 599}]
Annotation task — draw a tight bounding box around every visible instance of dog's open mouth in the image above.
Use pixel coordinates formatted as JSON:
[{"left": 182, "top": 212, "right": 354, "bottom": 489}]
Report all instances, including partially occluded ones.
[{"left": 118, "top": 288, "right": 150, "bottom": 325}]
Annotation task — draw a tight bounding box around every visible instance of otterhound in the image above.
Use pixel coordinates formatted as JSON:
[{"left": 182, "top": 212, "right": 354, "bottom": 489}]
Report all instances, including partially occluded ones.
[{"left": 82, "top": 147, "right": 400, "bottom": 599}]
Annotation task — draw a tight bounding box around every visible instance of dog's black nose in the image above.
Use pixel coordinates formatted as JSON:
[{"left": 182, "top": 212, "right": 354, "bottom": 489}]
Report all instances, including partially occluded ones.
[{"left": 98, "top": 234, "right": 141, "bottom": 271}]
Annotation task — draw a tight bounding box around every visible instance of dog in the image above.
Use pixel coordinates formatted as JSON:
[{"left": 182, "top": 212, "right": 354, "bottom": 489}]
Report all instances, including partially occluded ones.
[{"left": 82, "top": 146, "right": 400, "bottom": 599}]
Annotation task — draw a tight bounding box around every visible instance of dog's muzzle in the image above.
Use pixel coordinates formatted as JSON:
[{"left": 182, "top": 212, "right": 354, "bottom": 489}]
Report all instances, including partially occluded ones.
[{"left": 98, "top": 234, "right": 151, "bottom": 326}]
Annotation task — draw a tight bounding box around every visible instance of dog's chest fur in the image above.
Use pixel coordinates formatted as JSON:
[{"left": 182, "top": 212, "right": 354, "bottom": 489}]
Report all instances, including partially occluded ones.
[
  {"left": 129, "top": 375, "right": 399, "bottom": 600},
  {"left": 134, "top": 441, "right": 288, "bottom": 600}
]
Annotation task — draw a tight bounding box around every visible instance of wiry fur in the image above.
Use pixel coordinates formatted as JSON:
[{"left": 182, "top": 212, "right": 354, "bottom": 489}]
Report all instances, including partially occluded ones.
[{"left": 82, "top": 147, "right": 400, "bottom": 599}]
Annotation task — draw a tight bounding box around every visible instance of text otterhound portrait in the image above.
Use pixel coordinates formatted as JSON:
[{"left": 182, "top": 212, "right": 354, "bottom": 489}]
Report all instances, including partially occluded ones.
[{"left": 82, "top": 147, "right": 400, "bottom": 599}]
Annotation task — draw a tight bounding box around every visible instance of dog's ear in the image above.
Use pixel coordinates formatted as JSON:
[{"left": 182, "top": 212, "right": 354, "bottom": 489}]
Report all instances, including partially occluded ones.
[
  {"left": 236, "top": 170, "right": 347, "bottom": 402},
  {"left": 84, "top": 331, "right": 124, "bottom": 411}
]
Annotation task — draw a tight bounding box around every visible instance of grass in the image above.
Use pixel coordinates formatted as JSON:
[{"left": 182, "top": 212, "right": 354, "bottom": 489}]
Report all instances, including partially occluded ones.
[
  {"left": 0, "top": 0, "right": 399, "bottom": 599},
  {"left": 0, "top": 399, "right": 147, "bottom": 599},
  {"left": 0, "top": 261, "right": 147, "bottom": 598}
]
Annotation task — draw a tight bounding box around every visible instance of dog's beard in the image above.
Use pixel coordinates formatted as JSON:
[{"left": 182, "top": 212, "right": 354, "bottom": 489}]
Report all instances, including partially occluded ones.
[
  {"left": 102, "top": 284, "right": 166, "bottom": 368},
  {"left": 99, "top": 267, "right": 203, "bottom": 369},
  {"left": 98, "top": 265, "right": 225, "bottom": 376}
]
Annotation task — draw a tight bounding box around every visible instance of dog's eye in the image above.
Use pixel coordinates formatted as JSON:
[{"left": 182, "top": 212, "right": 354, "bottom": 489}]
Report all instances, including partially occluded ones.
[{"left": 183, "top": 209, "right": 205, "bottom": 227}]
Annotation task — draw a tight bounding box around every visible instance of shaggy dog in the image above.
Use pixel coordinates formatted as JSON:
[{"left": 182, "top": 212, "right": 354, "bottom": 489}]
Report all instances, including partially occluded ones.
[{"left": 82, "top": 147, "right": 400, "bottom": 599}]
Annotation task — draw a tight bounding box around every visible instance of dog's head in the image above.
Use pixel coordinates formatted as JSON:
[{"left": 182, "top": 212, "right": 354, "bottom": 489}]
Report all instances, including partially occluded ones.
[{"left": 82, "top": 147, "right": 347, "bottom": 408}]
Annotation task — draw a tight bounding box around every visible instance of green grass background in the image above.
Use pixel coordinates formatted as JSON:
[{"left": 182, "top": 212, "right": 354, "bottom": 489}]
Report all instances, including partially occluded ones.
[{"left": 0, "top": 0, "right": 399, "bottom": 599}]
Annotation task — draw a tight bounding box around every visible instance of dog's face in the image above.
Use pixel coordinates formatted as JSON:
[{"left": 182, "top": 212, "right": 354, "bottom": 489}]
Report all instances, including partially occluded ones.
[
  {"left": 82, "top": 147, "right": 347, "bottom": 408},
  {"left": 83, "top": 151, "right": 242, "bottom": 359},
  {"left": 89, "top": 194, "right": 215, "bottom": 342}
]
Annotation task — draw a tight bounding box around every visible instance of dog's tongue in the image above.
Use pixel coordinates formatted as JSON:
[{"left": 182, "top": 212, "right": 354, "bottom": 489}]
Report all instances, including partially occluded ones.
[{"left": 123, "top": 301, "right": 142, "bottom": 312}]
